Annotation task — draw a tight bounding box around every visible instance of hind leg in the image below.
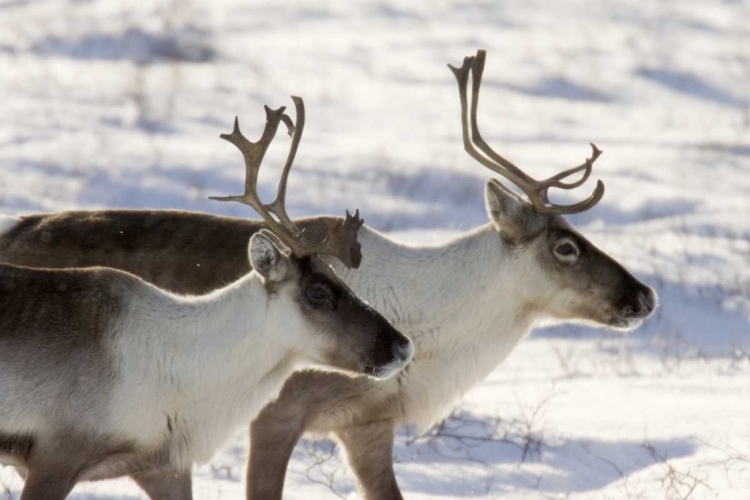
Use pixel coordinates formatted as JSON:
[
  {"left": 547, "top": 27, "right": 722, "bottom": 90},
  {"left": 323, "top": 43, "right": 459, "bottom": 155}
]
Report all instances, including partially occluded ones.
[{"left": 246, "top": 406, "right": 304, "bottom": 500}]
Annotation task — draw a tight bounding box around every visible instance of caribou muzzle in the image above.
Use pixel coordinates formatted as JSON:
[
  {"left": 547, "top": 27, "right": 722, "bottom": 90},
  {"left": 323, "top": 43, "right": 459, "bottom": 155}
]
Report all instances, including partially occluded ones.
[
  {"left": 362, "top": 324, "right": 414, "bottom": 380},
  {"left": 611, "top": 283, "right": 658, "bottom": 330}
]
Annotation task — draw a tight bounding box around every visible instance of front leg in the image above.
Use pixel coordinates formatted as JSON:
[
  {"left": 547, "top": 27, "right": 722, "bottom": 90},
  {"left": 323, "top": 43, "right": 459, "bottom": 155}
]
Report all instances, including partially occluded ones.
[
  {"left": 335, "top": 420, "right": 403, "bottom": 500},
  {"left": 246, "top": 370, "right": 392, "bottom": 499},
  {"left": 246, "top": 403, "right": 305, "bottom": 500},
  {"left": 132, "top": 469, "right": 192, "bottom": 500}
]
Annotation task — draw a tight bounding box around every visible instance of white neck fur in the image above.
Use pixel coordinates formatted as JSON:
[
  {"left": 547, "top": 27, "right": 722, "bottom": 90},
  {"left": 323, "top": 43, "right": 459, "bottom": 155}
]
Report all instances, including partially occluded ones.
[
  {"left": 325, "top": 224, "right": 542, "bottom": 428},
  {"left": 108, "top": 273, "right": 302, "bottom": 466}
]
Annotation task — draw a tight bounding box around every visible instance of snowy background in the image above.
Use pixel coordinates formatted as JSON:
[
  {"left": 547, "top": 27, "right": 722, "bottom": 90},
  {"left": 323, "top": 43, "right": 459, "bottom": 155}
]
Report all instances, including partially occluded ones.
[{"left": 1, "top": 0, "right": 749, "bottom": 498}]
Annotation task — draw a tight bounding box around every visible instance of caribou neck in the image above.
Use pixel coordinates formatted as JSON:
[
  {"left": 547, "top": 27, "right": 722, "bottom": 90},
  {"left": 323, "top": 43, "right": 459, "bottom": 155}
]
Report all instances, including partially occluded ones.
[
  {"left": 111, "top": 273, "right": 303, "bottom": 465},
  {"left": 327, "top": 224, "right": 535, "bottom": 347},
  {"left": 118, "top": 274, "right": 295, "bottom": 408}
]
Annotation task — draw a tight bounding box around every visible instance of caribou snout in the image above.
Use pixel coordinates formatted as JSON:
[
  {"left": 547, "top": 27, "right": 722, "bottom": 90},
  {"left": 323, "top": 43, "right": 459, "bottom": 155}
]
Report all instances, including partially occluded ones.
[
  {"left": 611, "top": 283, "right": 658, "bottom": 330},
  {"left": 363, "top": 325, "right": 414, "bottom": 380},
  {"left": 619, "top": 285, "right": 657, "bottom": 319}
]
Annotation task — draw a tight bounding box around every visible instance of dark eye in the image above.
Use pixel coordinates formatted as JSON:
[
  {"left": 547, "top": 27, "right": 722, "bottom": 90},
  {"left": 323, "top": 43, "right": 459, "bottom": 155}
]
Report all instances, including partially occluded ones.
[
  {"left": 557, "top": 243, "right": 575, "bottom": 255},
  {"left": 554, "top": 241, "right": 579, "bottom": 260},
  {"left": 307, "top": 283, "right": 332, "bottom": 303}
]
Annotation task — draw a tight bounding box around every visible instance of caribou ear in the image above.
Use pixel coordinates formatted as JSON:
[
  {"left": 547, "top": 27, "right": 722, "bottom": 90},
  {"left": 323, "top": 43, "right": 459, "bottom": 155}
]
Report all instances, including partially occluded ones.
[
  {"left": 485, "top": 179, "right": 543, "bottom": 244},
  {"left": 249, "top": 230, "right": 293, "bottom": 283}
]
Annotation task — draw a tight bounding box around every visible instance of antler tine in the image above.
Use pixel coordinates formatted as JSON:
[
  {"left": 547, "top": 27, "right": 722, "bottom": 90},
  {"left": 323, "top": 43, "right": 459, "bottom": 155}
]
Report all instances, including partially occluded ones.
[
  {"left": 266, "top": 96, "right": 305, "bottom": 232},
  {"left": 305, "top": 209, "right": 365, "bottom": 269},
  {"left": 534, "top": 144, "right": 605, "bottom": 212},
  {"left": 448, "top": 54, "right": 536, "bottom": 196},
  {"left": 450, "top": 49, "right": 606, "bottom": 215},
  {"left": 280, "top": 113, "right": 295, "bottom": 136},
  {"left": 541, "top": 143, "right": 602, "bottom": 189},
  {"left": 468, "top": 50, "right": 536, "bottom": 187},
  {"left": 447, "top": 54, "right": 476, "bottom": 154}
]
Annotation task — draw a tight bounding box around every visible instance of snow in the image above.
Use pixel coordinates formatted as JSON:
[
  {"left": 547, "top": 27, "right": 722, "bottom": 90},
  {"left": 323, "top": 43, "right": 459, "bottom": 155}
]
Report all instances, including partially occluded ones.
[{"left": 1, "top": 0, "right": 748, "bottom": 498}]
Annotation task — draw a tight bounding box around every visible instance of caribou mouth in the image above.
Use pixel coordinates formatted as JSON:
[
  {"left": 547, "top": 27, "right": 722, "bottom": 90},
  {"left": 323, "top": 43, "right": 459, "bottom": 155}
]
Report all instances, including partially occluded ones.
[
  {"left": 362, "top": 358, "right": 409, "bottom": 380},
  {"left": 362, "top": 339, "right": 414, "bottom": 379},
  {"left": 608, "top": 316, "right": 644, "bottom": 331},
  {"left": 363, "top": 365, "right": 378, "bottom": 376},
  {"left": 362, "top": 364, "right": 394, "bottom": 379}
]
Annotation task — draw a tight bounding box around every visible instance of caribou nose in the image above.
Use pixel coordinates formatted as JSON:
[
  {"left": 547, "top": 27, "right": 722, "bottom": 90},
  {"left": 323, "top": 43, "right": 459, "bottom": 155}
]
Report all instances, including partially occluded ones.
[
  {"left": 365, "top": 332, "right": 413, "bottom": 380},
  {"left": 637, "top": 288, "right": 657, "bottom": 316},
  {"left": 394, "top": 337, "right": 415, "bottom": 364}
]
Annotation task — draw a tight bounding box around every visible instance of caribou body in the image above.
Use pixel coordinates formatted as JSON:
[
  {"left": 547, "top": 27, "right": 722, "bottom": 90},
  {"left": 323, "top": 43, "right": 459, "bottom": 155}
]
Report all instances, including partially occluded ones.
[
  {"left": 0, "top": 99, "right": 414, "bottom": 500},
  {"left": 0, "top": 233, "right": 412, "bottom": 500},
  {"left": 0, "top": 51, "right": 657, "bottom": 499}
]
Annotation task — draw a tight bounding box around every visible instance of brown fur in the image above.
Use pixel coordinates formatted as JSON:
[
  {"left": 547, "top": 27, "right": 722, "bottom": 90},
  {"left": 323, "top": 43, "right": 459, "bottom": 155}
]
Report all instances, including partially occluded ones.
[
  {"left": 0, "top": 265, "right": 124, "bottom": 425},
  {"left": 0, "top": 211, "right": 339, "bottom": 295},
  {"left": 0, "top": 210, "right": 260, "bottom": 294}
]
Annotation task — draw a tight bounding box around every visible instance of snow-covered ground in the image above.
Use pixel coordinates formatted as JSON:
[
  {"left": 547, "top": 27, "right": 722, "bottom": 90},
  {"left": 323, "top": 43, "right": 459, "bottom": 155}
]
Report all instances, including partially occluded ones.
[{"left": 1, "top": 0, "right": 748, "bottom": 498}]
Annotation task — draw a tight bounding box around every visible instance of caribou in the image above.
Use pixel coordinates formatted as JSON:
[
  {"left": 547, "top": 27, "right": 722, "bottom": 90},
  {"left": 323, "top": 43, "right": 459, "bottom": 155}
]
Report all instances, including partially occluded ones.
[
  {"left": 0, "top": 51, "right": 657, "bottom": 499},
  {"left": 0, "top": 100, "right": 413, "bottom": 500}
]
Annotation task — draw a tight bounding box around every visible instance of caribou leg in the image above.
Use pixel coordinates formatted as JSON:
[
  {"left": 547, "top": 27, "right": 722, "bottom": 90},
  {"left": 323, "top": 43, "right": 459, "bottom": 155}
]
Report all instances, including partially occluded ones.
[
  {"left": 335, "top": 420, "right": 403, "bottom": 500},
  {"left": 246, "top": 405, "right": 305, "bottom": 500},
  {"left": 19, "top": 470, "right": 74, "bottom": 500}
]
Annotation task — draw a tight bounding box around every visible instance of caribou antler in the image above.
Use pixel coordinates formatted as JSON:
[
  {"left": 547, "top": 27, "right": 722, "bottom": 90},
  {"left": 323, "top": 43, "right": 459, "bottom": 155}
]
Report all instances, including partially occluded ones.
[
  {"left": 448, "top": 50, "right": 605, "bottom": 215},
  {"left": 210, "top": 97, "right": 364, "bottom": 268}
]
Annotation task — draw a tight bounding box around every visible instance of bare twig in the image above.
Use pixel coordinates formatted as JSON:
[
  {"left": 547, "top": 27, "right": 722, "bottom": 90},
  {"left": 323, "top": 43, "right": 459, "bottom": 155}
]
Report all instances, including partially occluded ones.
[
  {"left": 643, "top": 440, "right": 709, "bottom": 500},
  {"left": 291, "top": 439, "right": 348, "bottom": 500}
]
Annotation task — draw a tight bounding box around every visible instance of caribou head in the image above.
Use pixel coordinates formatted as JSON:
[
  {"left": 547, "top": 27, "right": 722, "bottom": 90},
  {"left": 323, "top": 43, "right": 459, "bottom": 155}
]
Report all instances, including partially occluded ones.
[
  {"left": 450, "top": 50, "right": 657, "bottom": 331},
  {"left": 212, "top": 98, "right": 413, "bottom": 377}
]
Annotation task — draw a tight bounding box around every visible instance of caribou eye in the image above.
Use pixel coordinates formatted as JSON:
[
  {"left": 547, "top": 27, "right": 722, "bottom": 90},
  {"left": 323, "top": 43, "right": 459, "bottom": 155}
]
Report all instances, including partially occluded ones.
[
  {"left": 557, "top": 243, "right": 575, "bottom": 255},
  {"left": 554, "top": 240, "right": 579, "bottom": 261},
  {"left": 307, "top": 283, "right": 333, "bottom": 303}
]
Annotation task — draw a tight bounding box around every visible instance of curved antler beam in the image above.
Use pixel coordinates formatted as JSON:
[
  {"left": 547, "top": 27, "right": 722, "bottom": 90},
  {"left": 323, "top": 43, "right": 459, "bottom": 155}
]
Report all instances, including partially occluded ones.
[{"left": 449, "top": 50, "right": 606, "bottom": 215}]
